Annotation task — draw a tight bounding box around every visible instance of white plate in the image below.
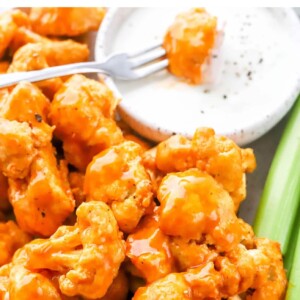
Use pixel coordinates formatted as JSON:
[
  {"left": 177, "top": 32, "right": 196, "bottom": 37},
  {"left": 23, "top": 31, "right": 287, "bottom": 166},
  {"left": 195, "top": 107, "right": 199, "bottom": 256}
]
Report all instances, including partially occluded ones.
[{"left": 96, "top": 8, "right": 300, "bottom": 145}]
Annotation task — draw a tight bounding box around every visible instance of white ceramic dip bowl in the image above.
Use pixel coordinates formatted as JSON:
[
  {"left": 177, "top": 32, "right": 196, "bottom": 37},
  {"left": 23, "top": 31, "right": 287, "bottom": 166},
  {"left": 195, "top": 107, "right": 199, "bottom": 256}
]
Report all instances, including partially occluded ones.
[{"left": 95, "top": 8, "right": 300, "bottom": 145}]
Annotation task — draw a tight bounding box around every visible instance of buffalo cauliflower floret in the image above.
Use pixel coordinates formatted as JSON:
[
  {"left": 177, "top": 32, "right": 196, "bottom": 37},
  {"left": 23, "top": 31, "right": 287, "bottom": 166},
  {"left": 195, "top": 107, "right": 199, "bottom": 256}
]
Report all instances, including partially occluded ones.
[
  {"left": 84, "top": 141, "right": 153, "bottom": 233},
  {"left": 157, "top": 169, "right": 251, "bottom": 252},
  {"left": 0, "top": 9, "right": 29, "bottom": 59},
  {"left": 0, "top": 221, "right": 31, "bottom": 266},
  {"left": 133, "top": 262, "right": 222, "bottom": 300},
  {"left": 126, "top": 208, "right": 175, "bottom": 283},
  {"left": 8, "top": 146, "right": 75, "bottom": 236},
  {"left": 246, "top": 238, "right": 287, "bottom": 300},
  {"left": 0, "top": 118, "right": 36, "bottom": 179},
  {"left": 163, "top": 8, "right": 217, "bottom": 84},
  {"left": 8, "top": 40, "right": 89, "bottom": 98},
  {"left": 23, "top": 201, "right": 125, "bottom": 299},
  {"left": 149, "top": 127, "right": 256, "bottom": 210},
  {"left": 0, "top": 81, "right": 53, "bottom": 147},
  {"left": 29, "top": 8, "right": 106, "bottom": 37},
  {"left": 49, "top": 74, "right": 123, "bottom": 170}
]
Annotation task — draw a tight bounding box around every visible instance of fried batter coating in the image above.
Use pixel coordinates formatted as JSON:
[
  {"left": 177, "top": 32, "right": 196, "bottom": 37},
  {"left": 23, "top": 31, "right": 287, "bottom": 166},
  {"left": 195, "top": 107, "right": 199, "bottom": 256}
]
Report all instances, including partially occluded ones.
[
  {"left": 126, "top": 208, "right": 175, "bottom": 283},
  {"left": 8, "top": 40, "right": 89, "bottom": 98},
  {"left": 0, "top": 173, "right": 10, "bottom": 212},
  {"left": 169, "top": 237, "right": 218, "bottom": 271},
  {"left": 247, "top": 238, "right": 287, "bottom": 300},
  {"left": 163, "top": 8, "right": 217, "bottom": 84},
  {"left": 214, "top": 244, "right": 256, "bottom": 296},
  {"left": 133, "top": 262, "right": 222, "bottom": 300},
  {"left": 100, "top": 269, "right": 129, "bottom": 300},
  {"left": 8, "top": 146, "right": 75, "bottom": 236},
  {"left": 0, "top": 118, "right": 36, "bottom": 179},
  {"left": 152, "top": 128, "right": 256, "bottom": 209},
  {"left": 9, "top": 249, "right": 62, "bottom": 300},
  {"left": 23, "top": 201, "right": 125, "bottom": 299},
  {"left": 0, "top": 221, "right": 31, "bottom": 266},
  {"left": 0, "top": 81, "right": 53, "bottom": 146},
  {"left": 84, "top": 141, "right": 153, "bottom": 233},
  {"left": 49, "top": 74, "right": 123, "bottom": 170},
  {"left": 9, "top": 27, "right": 49, "bottom": 54},
  {"left": 9, "top": 40, "right": 89, "bottom": 70},
  {"left": 157, "top": 169, "right": 249, "bottom": 252},
  {"left": 29, "top": 8, "right": 106, "bottom": 36},
  {"left": 0, "top": 9, "right": 29, "bottom": 59}
]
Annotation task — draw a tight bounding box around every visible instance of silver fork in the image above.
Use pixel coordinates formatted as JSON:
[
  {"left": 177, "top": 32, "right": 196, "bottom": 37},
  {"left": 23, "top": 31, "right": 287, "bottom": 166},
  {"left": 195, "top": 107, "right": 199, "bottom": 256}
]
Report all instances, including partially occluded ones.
[{"left": 0, "top": 43, "right": 168, "bottom": 88}]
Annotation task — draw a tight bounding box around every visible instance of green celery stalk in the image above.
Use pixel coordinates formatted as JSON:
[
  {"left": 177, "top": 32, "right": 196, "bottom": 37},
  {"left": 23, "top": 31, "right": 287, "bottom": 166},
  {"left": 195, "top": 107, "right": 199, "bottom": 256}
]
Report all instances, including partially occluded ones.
[
  {"left": 284, "top": 210, "right": 300, "bottom": 278},
  {"left": 253, "top": 96, "right": 300, "bottom": 255},
  {"left": 286, "top": 226, "right": 300, "bottom": 299}
]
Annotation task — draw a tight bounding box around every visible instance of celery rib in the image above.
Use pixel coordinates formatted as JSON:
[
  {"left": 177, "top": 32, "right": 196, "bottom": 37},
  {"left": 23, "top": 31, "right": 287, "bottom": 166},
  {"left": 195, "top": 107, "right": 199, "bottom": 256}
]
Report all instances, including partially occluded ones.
[
  {"left": 253, "top": 96, "right": 300, "bottom": 255},
  {"left": 286, "top": 226, "right": 300, "bottom": 299}
]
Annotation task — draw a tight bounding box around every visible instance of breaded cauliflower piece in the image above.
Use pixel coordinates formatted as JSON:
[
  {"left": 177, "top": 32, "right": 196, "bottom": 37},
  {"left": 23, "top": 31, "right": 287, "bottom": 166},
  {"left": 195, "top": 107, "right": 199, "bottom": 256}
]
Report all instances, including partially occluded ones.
[
  {"left": 0, "top": 9, "right": 29, "bottom": 59},
  {"left": 157, "top": 169, "right": 250, "bottom": 252},
  {"left": 23, "top": 201, "right": 125, "bottom": 299},
  {"left": 214, "top": 244, "right": 256, "bottom": 296},
  {"left": 8, "top": 40, "right": 89, "bottom": 98},
  {"left": 133, "top": 237, "right": 287, "bottom": 299},
  {"left": 169, "top": 238, "right": 218, "bottom": 272},
  {"left": 247, "top": 238, "right": 287, "bottom": 300},
  {"left": 0, "top": 118, "right": 36, "bottom": 179},
  {"left": 84, "top": 141, "right": 153, "bottom": 233},
  {"left": 9, "top": 27, "right": 49, "bottom": 54},
  {"left": 163, "top": 8, "right": 217, "bottom": 84},
  {"left": 0, "top": 81, "right": 53, "bottom": 147},
  {"left": 0, "top": 221, "right": 31, "bottom": 266},
  {"left": 151, "top": 128, "right": 256, "bottom": 209},
  {"left": 9, "top": 249, "right": 62, "bottom": 300},
  {"left": 8, "top": 146, "right": 75, "bottom": 236},
  {"left": 49, "top": 74, "right": 123, "bottom": 170},
  {"left": 29, "top": 8, "right": 106, "bottom": 36},
  {"left": 133, "top": 262, "right": 222, "bottom": 300},
  {"left": 126, "top": 208, "right": 175, "bottom": 283}
]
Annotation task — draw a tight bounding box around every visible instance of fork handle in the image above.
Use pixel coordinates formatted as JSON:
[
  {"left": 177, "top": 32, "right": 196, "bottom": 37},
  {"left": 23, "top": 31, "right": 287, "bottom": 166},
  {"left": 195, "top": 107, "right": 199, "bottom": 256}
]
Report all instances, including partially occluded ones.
[{"left": 0, "top": 61, "right": 108, "bottom": 88}]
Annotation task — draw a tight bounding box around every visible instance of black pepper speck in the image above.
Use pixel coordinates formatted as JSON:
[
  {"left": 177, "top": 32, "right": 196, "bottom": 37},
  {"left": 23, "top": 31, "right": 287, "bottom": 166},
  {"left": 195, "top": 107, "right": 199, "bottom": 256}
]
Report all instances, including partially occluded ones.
[{"left": 34, "top": 114, "right": 42, "bottom": 122}]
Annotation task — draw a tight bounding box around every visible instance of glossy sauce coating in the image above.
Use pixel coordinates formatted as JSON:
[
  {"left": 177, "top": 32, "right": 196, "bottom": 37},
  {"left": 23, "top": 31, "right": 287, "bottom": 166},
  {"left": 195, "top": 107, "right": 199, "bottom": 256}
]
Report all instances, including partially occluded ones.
[
  {"left": 49, "top": 74, "right": 123, "bottom": 171},
  {"left": 84, "top": 141, "right": 153, "bottom": 233},
  {"left": 146, "top": 127, "right": 256, "bottom": 210},
  {"left": 29, "top": 8, "right": 105, "bottom": 37},
  {"left": 126, "top": 209, "right": 175, "bottom": 283},
  {"left": 158, "top": 169, "right": 247, "bottom": 252}
]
